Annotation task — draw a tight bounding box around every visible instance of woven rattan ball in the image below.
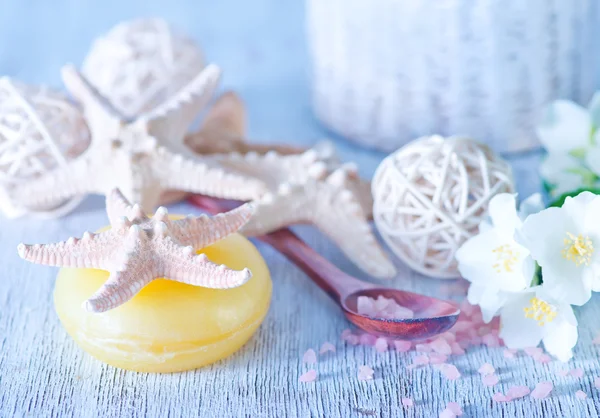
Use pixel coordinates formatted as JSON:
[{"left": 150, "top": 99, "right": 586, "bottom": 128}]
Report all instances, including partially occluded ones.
[
  {"left": 0, "top": 78, "right": 90, "bottom": 218},
  {"left": 82, "top": 18, "right": 205, "bottom": 118},
  {"left": 372, "top": 136, "right": 514, "bottom": 278}
]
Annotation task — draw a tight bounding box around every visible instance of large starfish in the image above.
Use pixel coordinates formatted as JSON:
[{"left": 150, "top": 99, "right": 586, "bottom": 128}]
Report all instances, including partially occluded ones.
[
  {"left": 18, "top": 189, "right": 254, "bottom": 313},
  {"left": 13, "top": 64, "right": 266, "bottom": 212},
  {"left": 215, "top": 147, "right": 397, "bottom": 279},
  {"left": 184, "top": 91, "right": 305, "bottom": 156}
]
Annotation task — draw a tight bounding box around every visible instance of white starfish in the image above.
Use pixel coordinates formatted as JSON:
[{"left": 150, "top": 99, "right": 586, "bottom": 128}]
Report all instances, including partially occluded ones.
[
  {"left": 13, "top": 64, "right": 266, "bottom": 212},
  {"left": 18, "top": 189, "right": 254, "bottom": 313},
  {"left": 216, "top": 147, "right": 397, "bottom": 279}
]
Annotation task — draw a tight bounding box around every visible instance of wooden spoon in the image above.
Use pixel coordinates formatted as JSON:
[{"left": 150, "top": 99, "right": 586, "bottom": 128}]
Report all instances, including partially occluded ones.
[{"left": 188, "top": 195, "right": 460, "bottom": 340}]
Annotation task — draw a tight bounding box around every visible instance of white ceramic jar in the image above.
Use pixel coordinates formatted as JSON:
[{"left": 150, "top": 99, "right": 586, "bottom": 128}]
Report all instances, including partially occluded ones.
[{"left": 306, "top": 0, "right": 600, "bottom": 152}]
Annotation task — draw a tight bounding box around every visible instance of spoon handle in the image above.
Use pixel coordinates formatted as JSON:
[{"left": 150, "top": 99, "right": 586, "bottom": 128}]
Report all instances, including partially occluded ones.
[{"left": 188, "top": 195, "right": 370, "bottom": 302}]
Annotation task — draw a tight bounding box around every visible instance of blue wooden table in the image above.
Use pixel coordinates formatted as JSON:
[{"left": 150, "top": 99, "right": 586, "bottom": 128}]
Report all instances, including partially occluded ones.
[{"left": 1, "top": 1, "right": 599, "bottom": 417}]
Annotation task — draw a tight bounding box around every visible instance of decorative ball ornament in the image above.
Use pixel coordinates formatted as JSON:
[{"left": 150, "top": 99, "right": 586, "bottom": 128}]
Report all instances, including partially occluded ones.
[
  {"left": 372, "top": 136, "right": 514, "bottom": 278},
  {"left": 81, "top": 18, "right": 205, "bottom": 118},
  {"left": 0, "top": 77, "right": 90, "bottom": 218}
]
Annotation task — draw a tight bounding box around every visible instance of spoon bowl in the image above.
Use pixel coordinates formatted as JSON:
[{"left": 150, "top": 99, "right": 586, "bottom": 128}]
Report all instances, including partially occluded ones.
[
  {"left": 189, "top": 195, "right": 460, "bottom": 340},
  {"left": 342, "top": 288, "right": 459, "bottom": 340}
]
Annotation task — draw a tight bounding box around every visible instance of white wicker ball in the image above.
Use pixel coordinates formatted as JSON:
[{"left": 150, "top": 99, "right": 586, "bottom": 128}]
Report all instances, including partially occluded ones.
[
  {"left": 0, "top": 78, "right": 90, "bottom": 218},
  {"left": 82, "top": 18, "right": 205, "bottom": 118},
  {"left": 372, "top": 136, "right": 514, "bottom": 278}
]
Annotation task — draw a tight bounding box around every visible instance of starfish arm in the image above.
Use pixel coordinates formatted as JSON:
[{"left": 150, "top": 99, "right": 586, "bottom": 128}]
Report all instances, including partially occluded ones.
[
  {"left": 106, "top": 188, "right": 134, "bottom": 224},
  {"left": 14, "top": 156, "right": 95, "bottom": 210},
  {"left": 158, "top": 238, "right": 251, "bottom": 289},
  {"left": 311, "top": 189, "right": 397, "bottom": 279},
  {"left": 61, "top": 64, "right": 122, "bottom": 134},
  {"left": 84, "top": 268, "right": 152, "bottom": 313},
  {"left": 140, "top": 65, "right": 221, "bottom": 145},
  {"left": 156, "top": 147, "right": 267, "bottom": 200},
  {"left": 17, "top": 229, "right": 120, "bottom": 269},
  {"left": 170, "top": 203, "right": 254, "bottom": 249},
  {"left": 241, "top": 188, "right": 308, "bottom": 236}
]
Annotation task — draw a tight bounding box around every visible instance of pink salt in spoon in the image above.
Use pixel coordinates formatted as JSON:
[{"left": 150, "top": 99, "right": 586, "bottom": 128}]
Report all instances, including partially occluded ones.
[{"left": 188, "top": 195, "right": 460, "bottom": 340}]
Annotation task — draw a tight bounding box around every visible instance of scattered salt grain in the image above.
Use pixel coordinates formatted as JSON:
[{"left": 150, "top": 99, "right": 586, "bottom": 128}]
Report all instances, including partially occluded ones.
[
  {"left": 478, "top": 363, "right": 495, "bottom": 376},
  {"left": 569, "top": 368, "right": 584, "bottom": 378},
  {"left": 536, "top": 354, "right": 551, "bottom": 364},
  {"left": 319, "top": 342, "right": 336, "bottom": 354},
  {"left": 492, "top": 392, "right": 512, "bottom": 403},
  {"left": 393, "top": 340, "right": 412, "bottom": 352},
  {"left": 530, "top": 381, "right": 553, "bottom": 399},
  {"left": 375, "top": 338, "right": 388, "bottom": 353},
  {"left": 503, "top": 349, "right": 518, "bottom": 359},
  {"left": 358, "top": 365, "right": 374, "bottom": 381},
  {"left": 595, "top": 377, "right": 600, "bottom": 389},
  {"left": 356, "top": 295, "right": 414, "bottom": 319},
  {"left": 401, "top": 397, "right": 414, "bottom": 407},
  {"left": 507, "top": 386, "right": 530, "bottom": 399},
  {"left": 302, "top": 349, "right": 317, "bottom": 364},
  {"left": 415, "top": 343, "right": 433, "bottom": 353},
  {"left": 299, "top": 370, "right": 317, "bottom": 383},
  {"left": 483, "top": 374, "right": 499, "bottom": 387},
  {"left": 524, "top": 347, "right": 543, "bottom": 358},
  {"left": 428, "top": 338, "right": 451, "bottom": 355},
  {"left": 429, "top": 353, "right": 448, "bottom": 365},
  {"left": 413, "top": 354, "right": 430, "bottom": 366},
  {"left": 575, "top": 390, "right": 587, "bottom": 400},
  {"left": 359, "top": 333, "right": 377, "bottom": 346},
  {"left": 446, "top": 402, "right": 462, "bottom": 416},
  {"left": 439, "top": 409, "right": 455, "bottom": 418},
  {"left": 341, "top": 329, "right": 352, "bottom": 340},
  {"left": 439, "top": 364, "right": 461, "bottom": 380}
]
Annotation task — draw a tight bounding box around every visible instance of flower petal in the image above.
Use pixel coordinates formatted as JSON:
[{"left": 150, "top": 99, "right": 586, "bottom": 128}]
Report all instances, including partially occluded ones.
[
  {"left": 542, "top": 315, "right": 578, "bottom": 362},
  {"left": 499, "top": 293, "right": 544, "bottom": 349},
  {"left": 536, "top": 100, "right": 592, "bottom": 153}
]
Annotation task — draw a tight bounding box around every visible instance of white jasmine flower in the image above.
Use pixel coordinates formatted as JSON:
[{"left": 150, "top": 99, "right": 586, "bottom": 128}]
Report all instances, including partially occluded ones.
[
  {"left": 518, "top": 191, "right": 600, "bottom": 306},
  {"left": 456, "top": 193, "right": 543, "bottom": 322},
  {"left": 499, "top": 287, "right": 577, "bottom": 362},
  {"left": 537, "top": 94, "right": 600, "bottom": 194}
]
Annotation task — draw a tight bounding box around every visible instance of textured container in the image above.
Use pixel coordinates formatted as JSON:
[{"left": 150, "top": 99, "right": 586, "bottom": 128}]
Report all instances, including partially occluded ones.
[{"left": 306, "top": 0, "right": 600, "bottom": 153}]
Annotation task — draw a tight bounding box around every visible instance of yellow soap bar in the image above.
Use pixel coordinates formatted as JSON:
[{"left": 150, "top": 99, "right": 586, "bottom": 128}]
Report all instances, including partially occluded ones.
[{"left": 54, "top": 232, "right": 272, "bottom": 373}]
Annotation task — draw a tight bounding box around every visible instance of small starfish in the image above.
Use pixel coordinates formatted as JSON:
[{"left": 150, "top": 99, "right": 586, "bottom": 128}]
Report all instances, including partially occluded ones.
[
  {"left": 216, "top": 147, "right": 396, "bottom": 278},
  {"left": 18, "top": 188, "right": 254, "bottom": 313},
  {"left": 184, "top": 91, "right": 306, "bottom": 156},
  {"left": 13, "top": 64, "right": 266, "bottom": 212}
]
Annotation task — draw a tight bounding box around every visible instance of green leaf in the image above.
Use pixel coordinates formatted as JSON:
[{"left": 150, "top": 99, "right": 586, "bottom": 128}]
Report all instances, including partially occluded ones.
[{"left": 549, "top": 187, "right": 600, "bottom": 207}]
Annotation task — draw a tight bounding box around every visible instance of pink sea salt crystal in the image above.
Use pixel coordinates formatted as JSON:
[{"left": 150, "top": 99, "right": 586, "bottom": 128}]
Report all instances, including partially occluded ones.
[
  {"left": 413, "top": 354, "right": 430, "bottom": 366},
  {"left": 303, "top": 349, "right": 317, "bottom": 364},
  {"left": 319, "top": 342, "right": 336, "bottom": 354},
  {"left": 359, "top": 333, "right": 377, "bottom": 346},
  {"left": 536, "top": 354, "right": 551, "bottom": 364},
  {"left": 531, "top": 381, "right": 553, "bottom": 399},
  {"left": 478, "top": 363, "right": 495, "bottom": 376},
  {"left": 503, "top": 349, "right": 517, "bottom": 359},
  {"left": 439, "top": 364, "right": 461, "bottom": 380},
  {"left": 431, "top": 337, "right": 452, "bottom": 355},
  {"left": 460, "top": 300, "right": 477, "bottom": 317},
  {"left": 524, "top": 347, "right": 543, "bottom": 358},
  {"left": 357, "top": 296, "right": 375, "bottom": 316},
  {"left": 358, "top": 365, "right": 374, "bottom": 381},
  {"left": 483, "top": 374, "right": 499, "bottom": 387},
  {"left": 357, "top": 295, "right": 414, "bottom": 319},
  {"left": 341, "top": 329, "right": 352, "bottom": 340},
  {"left": 482, "top": 333, "right": 500, "bottom": 347},
  {"left": 575, "top": 390, "right": 587, "bottom": 400},
  {"left": 375, "top": 338, "right": 388, "bottom": 353},
  {"left": 401, "top": 397, "right": 414, "bottom": 407},
  {"left": 299, "top": 369, "right": 317, "bottom": 383},
  {"left": 346, "top": 335, "right": 360, "bottom": 345},
  {"left": 446, "top": 402, "right": 462, "bottom": 416},
  {"left": 507, "top": 386, "right": 530, "bottom": 399},
  {"left": 429, "top": 353, "right": 448, "bottom": 365},
  {"left": 439, "top": 409, "right": 455, "bottom": 418},
  {"left": 595, "top": 377, "right": 600, "bottom": 389},
  {"left": 451, "top": 342, "right": 466, "bottom": 355},
  {"left": 394, "top": 340, "right": 412, "bottom": 352},
  {"left": 492, "top": 393, "right": 512, "bottom": 403},
  {"left": 569, "top": 368, "right": 584, "bottom": 378},
  {"left": 415, "top": 343, "right": 433, "bottom": 353}
]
